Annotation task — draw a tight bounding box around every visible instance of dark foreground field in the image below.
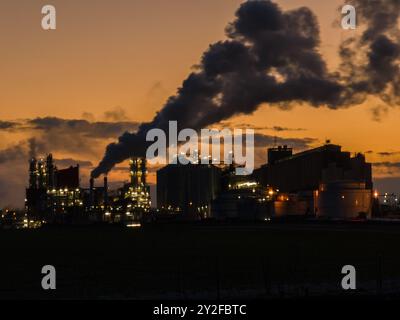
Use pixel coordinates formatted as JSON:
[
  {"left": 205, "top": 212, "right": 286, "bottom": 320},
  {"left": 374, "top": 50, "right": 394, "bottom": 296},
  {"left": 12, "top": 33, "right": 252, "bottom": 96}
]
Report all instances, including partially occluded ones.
[{"left": 2, "top": 222, "right": 400, "bottom": 299}]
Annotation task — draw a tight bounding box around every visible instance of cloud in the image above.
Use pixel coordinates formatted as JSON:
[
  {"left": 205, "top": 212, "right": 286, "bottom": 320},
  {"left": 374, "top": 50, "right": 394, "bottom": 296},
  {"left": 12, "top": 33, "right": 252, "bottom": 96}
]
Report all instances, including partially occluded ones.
[
  {"left": 219, "top": 122, "right": 306, "bottom": 132},
  {"left": 0, "top": 143, "right": 26, "bottom": 164},
  {"left": 0, "top": 120, "right": 19, "bottom": 130},
  {"left": 370, "top": 105, "right": 390, "bottom": 122},
  {"left": 271, "top": 126, "right": 305, "bottom": 132},
  {"left": 0, "top": 160, "right": 26, "bottom": 209},
  {"left": 373, "top": 162, "right": 400, "bottom": 169},
  {"left": 372, "top": 161, "right": 400, "bottom": 178},
  {"left": 376, "top": 151, "right": 400, "bottom": 157},
  {"left": 81, "top": 112, "right": 95, "bottom": 122},
  {"left": 103, "top": 106, "right": 130, "bottom": 122},
  {"left": 28, "top": 117, "right": 139, "bottom": 139},
  {"left": 3, "top": 117, "right": 141, "bottom": 158},
  {"left": 253, "top": 133, "right": 316, "bottom": 149},
  {"left": 0, "top": 116, "right": 140, "bottom": 208}
]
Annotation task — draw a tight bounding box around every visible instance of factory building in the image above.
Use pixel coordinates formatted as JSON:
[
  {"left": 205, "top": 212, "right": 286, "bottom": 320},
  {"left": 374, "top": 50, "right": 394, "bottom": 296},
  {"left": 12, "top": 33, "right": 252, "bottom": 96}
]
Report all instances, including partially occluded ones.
[
  {"left": 86, "top": 176, "right": 109, "bottom": 222},
  {"left": 254, "top": 144, "right": 372, "bottom": 192},
  {"left": 253, "top": 143, "right": 373, "bottom": 219},
  {"left": 211, "top": 166, "right": 270, "bottom": 220},
  {"left": 26, "top": 154, "right": 84, "bottom": 223},
  {"left": 272, "top": 192, "right": 314, "bottom": 218},
  {"left": 127, "top": 157, "right": 151, "bottom": 213},
  {"left": 26, "top": 155, "right": 152, "bottom": 225},
  {"left": 112, "top": 157, "right": 151, "bottom": 223},
  {"left": 88, "top": 157, "right": 151, "bottom": 224},
  {"left": 157, "top": 162, "right": 221, "bottom": 220}
]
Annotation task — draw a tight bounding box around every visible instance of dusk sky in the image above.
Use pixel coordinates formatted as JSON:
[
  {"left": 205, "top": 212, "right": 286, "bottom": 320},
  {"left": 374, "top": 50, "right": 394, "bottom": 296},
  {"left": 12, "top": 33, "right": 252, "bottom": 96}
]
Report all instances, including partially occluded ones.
[{"left": 1, "top": 0, "right": 400, "bottom": 208}]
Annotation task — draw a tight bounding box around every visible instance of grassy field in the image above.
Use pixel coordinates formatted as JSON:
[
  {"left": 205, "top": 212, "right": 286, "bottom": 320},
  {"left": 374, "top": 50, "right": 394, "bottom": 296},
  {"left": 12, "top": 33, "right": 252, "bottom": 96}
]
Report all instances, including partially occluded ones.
[{"left": 1, "top": 222, "right": 400, "bottom": 299}]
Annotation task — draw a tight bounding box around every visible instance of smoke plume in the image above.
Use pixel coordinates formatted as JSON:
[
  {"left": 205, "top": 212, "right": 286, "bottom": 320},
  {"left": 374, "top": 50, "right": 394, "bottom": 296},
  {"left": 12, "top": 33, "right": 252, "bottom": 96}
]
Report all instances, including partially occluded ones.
[
  {"left": 92, "top": 0, "right": 400, "bottom": 178},
  {"left": 340, "top": 0, "right": 400, "bottom": 105}
]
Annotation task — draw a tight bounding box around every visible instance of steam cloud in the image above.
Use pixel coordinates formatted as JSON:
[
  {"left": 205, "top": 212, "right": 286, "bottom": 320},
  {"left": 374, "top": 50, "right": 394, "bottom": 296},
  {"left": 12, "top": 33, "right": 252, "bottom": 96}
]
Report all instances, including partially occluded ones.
[{"left": 91, "top": 0, "right": 400, "bottom": 178}]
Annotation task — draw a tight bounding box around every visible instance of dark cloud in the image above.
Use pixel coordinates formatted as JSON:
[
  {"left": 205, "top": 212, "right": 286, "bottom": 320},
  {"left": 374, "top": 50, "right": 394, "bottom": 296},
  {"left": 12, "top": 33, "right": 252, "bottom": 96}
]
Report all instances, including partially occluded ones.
[
  {"left": 219, "top": 122, "right": 306, "bottom": 132},
  {"left": 372, "top": 161, "right": 400, "bottom": 178},
  {"left": 17, "top": 117, "right": 141, "bottom": 157},
  {"left": 340, "top": 0, "right": 400, "bottom": 107},
  {"left": 0, "top": 116, "right": 139, "bottom": 208},
  {"left": 254, "top": 133, "right": 316, "bottom": 149},
  {"left": 0, "top": 144, "right": 26, "bottom": 164},
  {"left": 376, "top": 151, "right": 400, "bottom": 157},
  {"left": 0, "top": 141, "right": 33, "bottom": 208},
  {"left": 0, "top": 140, "right": 94, "bottom": 169},
  {"left": 271, "top": 126, "right": 305, "bottom": 132},
  {"left": 373, "top": 162, "right": 400, "bottom": 169},
  {"left": 0, "top": 120, "right": 19, "bottom": 130},
  {"left": 28, "top": 117, "right": 139, "bottom": 139},
  {"left": 0, "top": 160, "right": 26, "bottom": 209}
]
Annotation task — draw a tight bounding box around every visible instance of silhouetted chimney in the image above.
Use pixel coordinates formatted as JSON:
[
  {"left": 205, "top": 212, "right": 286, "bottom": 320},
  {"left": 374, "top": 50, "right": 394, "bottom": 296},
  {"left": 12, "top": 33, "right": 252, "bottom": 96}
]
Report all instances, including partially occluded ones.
[
  {"left": 90, "top": 177, "right": 94, "bottom": 207},
  {"left": 103, "top": 176, "right": 108, "bottom": 207}
]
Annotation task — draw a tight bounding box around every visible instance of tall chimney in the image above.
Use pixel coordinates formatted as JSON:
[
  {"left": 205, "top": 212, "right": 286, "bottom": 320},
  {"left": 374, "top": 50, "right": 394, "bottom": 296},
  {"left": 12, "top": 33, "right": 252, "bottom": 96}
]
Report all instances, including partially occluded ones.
[
  {"left": 90, "top": 177, "right": 94, "bottom": 207},
  {"left": 29, "top": 158, "right": 37, "bottom": 189},
  {"left": 103, "top": 176, "right": 108, "bottom": 207}
]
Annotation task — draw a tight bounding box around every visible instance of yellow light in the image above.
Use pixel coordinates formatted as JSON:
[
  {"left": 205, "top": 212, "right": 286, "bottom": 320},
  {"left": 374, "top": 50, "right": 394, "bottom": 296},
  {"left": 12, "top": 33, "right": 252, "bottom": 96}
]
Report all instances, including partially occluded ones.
[
  {"left": 127, "top": 223, "right": 141, "bottom": 228},
  {"left": 237, "top": 182, "right": 257, "bottom": 188}
]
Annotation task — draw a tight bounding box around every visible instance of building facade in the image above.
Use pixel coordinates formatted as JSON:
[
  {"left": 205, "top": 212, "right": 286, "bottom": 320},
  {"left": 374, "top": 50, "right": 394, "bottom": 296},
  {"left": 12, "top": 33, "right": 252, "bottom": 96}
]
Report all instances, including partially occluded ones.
[
  {"left": 157, "top": 163, "right": 221, "bottom": 220},
  {"left": 253, "top": 144, "right": 373, "bottom": 219}
]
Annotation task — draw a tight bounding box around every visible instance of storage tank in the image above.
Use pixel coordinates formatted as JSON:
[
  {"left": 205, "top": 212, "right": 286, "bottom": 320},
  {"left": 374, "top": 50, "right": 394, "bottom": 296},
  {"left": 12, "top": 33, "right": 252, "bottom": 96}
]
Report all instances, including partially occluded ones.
[{"left": 316, "top": 181, "right": 372, "bottom": 219}]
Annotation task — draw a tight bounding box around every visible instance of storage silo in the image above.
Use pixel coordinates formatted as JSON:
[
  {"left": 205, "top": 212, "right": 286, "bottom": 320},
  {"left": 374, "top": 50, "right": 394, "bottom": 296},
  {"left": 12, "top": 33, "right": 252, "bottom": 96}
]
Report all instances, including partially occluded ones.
[{"left": 316, "top": 181, "right": 372, "bottom": 219}]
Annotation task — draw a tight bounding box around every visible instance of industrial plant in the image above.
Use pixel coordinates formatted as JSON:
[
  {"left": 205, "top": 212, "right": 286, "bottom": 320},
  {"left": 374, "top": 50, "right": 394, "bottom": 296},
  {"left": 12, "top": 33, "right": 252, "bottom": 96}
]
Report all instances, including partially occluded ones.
[
  {"left": 11, "top": 142, "right": 391, "bottom": 228},
  {"left": 156, "top": 143, "right": 375, "bottom": 221},
  {"left": 253, "top": 143, "right": 374, "bottom": 220},
  {"left": 24, "top": 155, "right": 150, "bottom": 227}
]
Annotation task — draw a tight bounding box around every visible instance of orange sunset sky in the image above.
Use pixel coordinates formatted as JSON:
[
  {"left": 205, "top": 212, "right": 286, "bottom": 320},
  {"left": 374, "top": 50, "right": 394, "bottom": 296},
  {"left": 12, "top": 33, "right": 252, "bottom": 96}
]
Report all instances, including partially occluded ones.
[{"left": 0, "top": 0, "right": 399, "bottom": 208}]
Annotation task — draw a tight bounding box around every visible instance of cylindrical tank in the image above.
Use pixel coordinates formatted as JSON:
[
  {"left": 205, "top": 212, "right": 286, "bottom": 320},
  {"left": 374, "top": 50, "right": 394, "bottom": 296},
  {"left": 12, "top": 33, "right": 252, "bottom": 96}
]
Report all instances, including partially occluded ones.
[{"left": 316, "top": 181, "right": 372, "bottom": 219}]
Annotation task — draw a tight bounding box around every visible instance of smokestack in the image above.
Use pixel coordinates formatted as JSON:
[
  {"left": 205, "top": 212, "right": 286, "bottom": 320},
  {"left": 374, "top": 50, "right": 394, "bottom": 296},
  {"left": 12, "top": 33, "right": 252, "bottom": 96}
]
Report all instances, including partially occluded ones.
[
  {"left": 90, "top": 177, "right": 94, "bottom": 207},
  {"left": 29, "top": 158, "right": 37, "bottom": 189},
  {"left": 103, "top": 176, "right": 108, "bottom": 207},
  {"left": 46, "top": 154, "right": 55, "bottom": 189}
]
